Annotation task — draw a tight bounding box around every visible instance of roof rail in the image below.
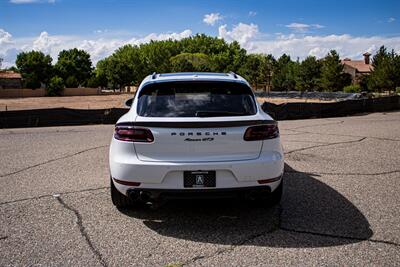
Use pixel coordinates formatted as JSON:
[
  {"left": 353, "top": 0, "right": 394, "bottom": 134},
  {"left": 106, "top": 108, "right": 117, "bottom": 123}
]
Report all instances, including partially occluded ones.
[
  {"left": 151, "top": 72, "right": 157, "bottom": 79},
  {"left": 229, "top": 71, "right": 238, "bottom": 79}
]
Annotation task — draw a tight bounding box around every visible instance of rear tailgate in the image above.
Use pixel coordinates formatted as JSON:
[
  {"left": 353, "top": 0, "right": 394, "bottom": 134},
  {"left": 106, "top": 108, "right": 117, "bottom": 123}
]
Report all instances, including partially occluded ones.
[{"left": 132, "top": 119, "right": 264, "bottom": 162}]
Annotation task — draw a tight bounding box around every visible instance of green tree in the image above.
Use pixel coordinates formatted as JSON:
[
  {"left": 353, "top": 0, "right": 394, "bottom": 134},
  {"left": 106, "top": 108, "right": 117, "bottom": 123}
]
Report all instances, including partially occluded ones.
[
  {"left": 65, "top": 76, "right": 79, "bottom": 88},
  {"left": 258, "top": 54, "right": 275, "bottom": 91},
  {"left": 320, "top": 50, "right": 350, "bottom": 91},
  {"left": 15, "top": 51, "right": 53, "bottom": 89},
  {"left": 94, "top": 59, "right": 109, "bottom": 88},
  {"left": 95, "top": 45, "right": 144, "bottom": 89},
  {"left": 139, "top": 40, "right": 181, "bottom": 75},
  {"left": 55, "top": 48, "right": 93, "bottom": 87},
  {"left": 238, "top": 54, "right": 264, "bottom": 89},
  {"left": 272, "top": 54, "right": 298, "bottom": 91},
  {"left": 297, "top": 56, "right": 322, "bottom": 91},
  {"left": 46, "top": 76, "right": 64, "bottom": 96},
  {"left": 368, "top": 46, "right": 399, "bottom": 92},
  {"left": 170, "top": 53, "right": 211, "bottom": 72}
]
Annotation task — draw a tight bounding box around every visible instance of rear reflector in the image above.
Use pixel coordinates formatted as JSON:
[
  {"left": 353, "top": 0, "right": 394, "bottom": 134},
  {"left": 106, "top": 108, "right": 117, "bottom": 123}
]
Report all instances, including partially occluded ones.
[
  {"left": 113, "top": 178, "right": 141, "bottom": 186},
  {"left": 244, "top": 124, "right": 279, "bottom": 141},
  {"left": 257, "top": 176, "right": 282, "bottom": 184},
  {"left": 114, "top": 124, "right": 154, "bottom": 142}
]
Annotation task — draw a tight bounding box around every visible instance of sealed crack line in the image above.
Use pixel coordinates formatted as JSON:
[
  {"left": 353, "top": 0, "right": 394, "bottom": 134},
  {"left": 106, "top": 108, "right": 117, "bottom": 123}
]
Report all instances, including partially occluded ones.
[
  {"left": 0, "top": 186, "right": 110, "bottom": 206},
  {"left": 289, "top": 129, "right": 400, "bottom": 142},
  {"left": 285, "top": 169, "right": 400, "bottom": 176},
  {"left": 285, "top": 137, "right": 366, "bottom": 155},
  {"left": 0, "top": 128, "right": 98, "bottom": 136},
  {"left": 184, "top": 230, "right": 274, "bottom": 266},
  {"left": 0, "top": 236, "right": 8, "bottom": 241},
  {"left": 55, "top": 196, "right": 108, "bottom": 267},
  {"left": 279, "top": 227, "right": 400, "bottom": 247},
  {"left": 285, "top": 120, "right": 345, "bottom": 131},
  {"left": 0, "top": 144, "right": 108, "bottom": 179},
  {"left": 185, "top": 206, "right": 283, "bottom": 266}
]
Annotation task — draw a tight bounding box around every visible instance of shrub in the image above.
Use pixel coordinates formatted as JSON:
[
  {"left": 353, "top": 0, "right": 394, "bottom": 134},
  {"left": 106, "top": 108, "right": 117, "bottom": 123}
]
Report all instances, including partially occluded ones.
[
  {"left": 65, "top": 76, "right": 79, "bottom": 88},
  {"left": 343, "top": 84, "right": 361, "bottom": 93},
  {"left": 396, "top": 87, "right": 400, "bottom": 95},
  {"left": 86, "top": 75, "right": 100, "bottom": 88},
  {"left": 46, "top": 76, "right": 64, "bottom": 96}
]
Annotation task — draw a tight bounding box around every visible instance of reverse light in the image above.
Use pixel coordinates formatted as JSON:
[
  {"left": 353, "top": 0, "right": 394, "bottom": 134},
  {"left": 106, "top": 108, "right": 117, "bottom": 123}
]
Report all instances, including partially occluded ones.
[
  {"left": 244, "top": 124, "right": 279, "bottom": 141},
  {"left": 114, "top": 124, "right": 154, "bottom": 142}
]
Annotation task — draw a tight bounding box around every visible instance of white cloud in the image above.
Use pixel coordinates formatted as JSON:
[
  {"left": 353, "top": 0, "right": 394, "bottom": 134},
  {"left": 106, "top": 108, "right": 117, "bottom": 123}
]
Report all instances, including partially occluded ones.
[
  {"left": 249, "top": 11, "right": 257, "bottom": 17},
  {"left": 286, "top": 22, "right": 325, "bottom": 32},
  {"left": 10, "top": 0, "right": 55, "bottom": 3},
  {"left": 312, "top": 24, "right": 325, "bottom": 29},
  {"left": 2, "top": 24, "right": 400, "bottom": 68},
  {"left": 388, "top": 17, "right": 396, "bottom": 23},
  {"left": 32, "top": 31, "right": 61, "bottom": 54},
  {"left": 218, "top": 23, "right": 259, "bottom": 49},
  {"left": 252, "top": 34, "right": 400, "bottom": 59},
  {"left": 127, "top": 29, "right": 192, "bottom": 45},
  {"left": 203, "top": 13, "right": 223, "bottom": 26},
  {"left": 0, "top": 29, "right": 13, "bottom": 45},
  {"left": 0, "top": 29, "right": 193, "bottom": 67}
]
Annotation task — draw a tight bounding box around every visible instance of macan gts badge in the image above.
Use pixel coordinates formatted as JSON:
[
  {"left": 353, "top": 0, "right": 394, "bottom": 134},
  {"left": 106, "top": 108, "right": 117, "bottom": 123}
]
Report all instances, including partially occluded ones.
[
  {"left": 172, "top": 131, "right": 227, "bottom": 142},
  {"left": 109, "top": 72, "right": 284, "bottom": 208}
]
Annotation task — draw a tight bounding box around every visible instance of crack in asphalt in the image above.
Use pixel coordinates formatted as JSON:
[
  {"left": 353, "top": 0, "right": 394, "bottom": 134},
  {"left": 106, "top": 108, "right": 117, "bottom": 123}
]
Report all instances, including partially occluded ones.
[
  {"left": 287, "top": 128, "right": 400, "bottom": 142},
  {"left": 284, "top": 137, "right": 366, "bottom": 154},
  {"left": 0, "top": 144, "right": 108, "bottom": 179},
  {"left": 188, "top": 203, "right": 399, "bottom": 265},
  {"left": 185, "top": 206, "right": 283, "bottom": 265},
  {"left": 55, "top": 196, "right": 108, "bottom": 267},
  {"left": 0, "top": 236, "right": 8, "bottom": 241},
  {"left": 285, "top": 169, "right": 400, "bottom": 176},
  {"left": 0, "top": 186, "right": 110, "bottom": 206},
  {"left": 0, "top": 128, "right": 100, "bottom": 136},
  {"left": 185, "top": 228, "right": 277, "bottom": 266},
  {"left": 279, "top": 227, "right": 400, "bottom": 247},
  {"left": 284, "top": 120, "right": 345, "bottom": 131},
  {"left": 284, "top": 140, "right": 334, "bottom": 144}
]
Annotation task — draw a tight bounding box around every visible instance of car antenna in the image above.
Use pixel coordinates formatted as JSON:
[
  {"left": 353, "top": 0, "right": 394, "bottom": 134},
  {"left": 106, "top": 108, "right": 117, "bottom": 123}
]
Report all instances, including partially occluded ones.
[
  {"left": 151, "top": 72, "right": 157, "bottom": 79},
  {"left": 229, "top": 71, "right": 238, "bottom": 79}
]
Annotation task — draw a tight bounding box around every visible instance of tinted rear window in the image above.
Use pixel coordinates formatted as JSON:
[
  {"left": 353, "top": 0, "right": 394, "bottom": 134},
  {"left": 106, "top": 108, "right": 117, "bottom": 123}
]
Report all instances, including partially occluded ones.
[{"left": 137, "top": 81, "right": 257, "bottom": 117}]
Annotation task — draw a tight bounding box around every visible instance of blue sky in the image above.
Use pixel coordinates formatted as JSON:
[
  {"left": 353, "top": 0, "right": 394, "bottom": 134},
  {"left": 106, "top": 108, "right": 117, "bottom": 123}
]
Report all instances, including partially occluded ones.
[{"left": 1, "top": 0, "right": 399, "bottom": 66}]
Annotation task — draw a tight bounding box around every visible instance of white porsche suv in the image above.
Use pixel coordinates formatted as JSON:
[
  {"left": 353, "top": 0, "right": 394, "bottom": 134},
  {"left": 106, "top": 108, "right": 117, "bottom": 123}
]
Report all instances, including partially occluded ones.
[{"left": 109, "top": 72, "right": 284, "bottom": 208}]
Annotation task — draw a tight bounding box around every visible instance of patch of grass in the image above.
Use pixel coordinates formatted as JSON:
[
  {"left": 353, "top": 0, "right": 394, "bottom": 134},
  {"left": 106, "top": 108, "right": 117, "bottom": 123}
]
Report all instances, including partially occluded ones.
[{"left": 165, "top": 263, "right": 183, "bottom": 267}]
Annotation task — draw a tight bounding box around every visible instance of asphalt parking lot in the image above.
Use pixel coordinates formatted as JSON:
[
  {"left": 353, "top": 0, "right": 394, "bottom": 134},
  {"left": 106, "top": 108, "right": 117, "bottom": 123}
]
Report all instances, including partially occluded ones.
[{"left": 1, "top": 111, "right": 399, "bottom": 266}]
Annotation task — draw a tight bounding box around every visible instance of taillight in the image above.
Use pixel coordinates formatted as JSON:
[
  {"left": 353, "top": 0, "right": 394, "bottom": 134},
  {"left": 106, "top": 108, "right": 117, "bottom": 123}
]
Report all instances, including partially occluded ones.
[
  {"left": 244, "top": 124, "right": 279, "bottom": 141},
  {"left": 114, "top": 124, "right": 154, "bottom": 142}
]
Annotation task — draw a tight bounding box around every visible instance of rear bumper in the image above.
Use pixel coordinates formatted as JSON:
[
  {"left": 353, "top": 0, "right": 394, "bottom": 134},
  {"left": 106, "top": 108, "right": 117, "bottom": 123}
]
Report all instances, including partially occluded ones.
[
  {"left": 110, "top": 137, "right": 284, "bottom": 196},
  {"left": 127, "top": 185, "right": 274, "bottom": 201}
]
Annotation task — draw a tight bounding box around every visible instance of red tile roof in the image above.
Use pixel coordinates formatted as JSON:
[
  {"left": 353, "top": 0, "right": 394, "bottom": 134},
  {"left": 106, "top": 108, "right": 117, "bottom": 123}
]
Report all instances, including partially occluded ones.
[
  {"left": 0, "top": 71, "right": 22, "bottom": 79},
  {"left": 341, "top": 60, "right": 373, "bottom": 73}
]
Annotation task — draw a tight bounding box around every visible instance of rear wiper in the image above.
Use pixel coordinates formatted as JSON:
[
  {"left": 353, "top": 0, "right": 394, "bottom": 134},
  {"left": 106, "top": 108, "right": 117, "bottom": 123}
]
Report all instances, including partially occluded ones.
[{"left": 195, "top": 111, "right": 247, "bottom": 117}]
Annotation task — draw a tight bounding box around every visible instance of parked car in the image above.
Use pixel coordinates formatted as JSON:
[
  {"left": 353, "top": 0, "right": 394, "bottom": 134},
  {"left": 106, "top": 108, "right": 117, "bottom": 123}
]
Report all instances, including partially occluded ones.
[{"left": 109, "top": 72, "right": 284, "bottom": 208}]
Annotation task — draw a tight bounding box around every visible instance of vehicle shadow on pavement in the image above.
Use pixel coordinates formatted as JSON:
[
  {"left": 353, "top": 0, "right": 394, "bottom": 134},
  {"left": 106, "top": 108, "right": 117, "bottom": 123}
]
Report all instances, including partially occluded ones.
[{"left": 119, "top": 163, "right": 373, "bottom": 248}]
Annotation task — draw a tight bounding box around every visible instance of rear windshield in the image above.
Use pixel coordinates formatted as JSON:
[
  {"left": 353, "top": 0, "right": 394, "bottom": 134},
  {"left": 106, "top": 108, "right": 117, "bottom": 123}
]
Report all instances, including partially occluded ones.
[{"left": 137, "top": 81, "right": 257, "bottom": 117}]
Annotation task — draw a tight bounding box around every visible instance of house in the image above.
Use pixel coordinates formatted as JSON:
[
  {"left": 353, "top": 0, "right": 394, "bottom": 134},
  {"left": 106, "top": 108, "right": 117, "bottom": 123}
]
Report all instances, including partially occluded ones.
[
  {"left": 341, "top": 52, "right": 373, "bottom": 84},
  {"left": 0, "top": 71, "right": 22, "bottom": 89}
]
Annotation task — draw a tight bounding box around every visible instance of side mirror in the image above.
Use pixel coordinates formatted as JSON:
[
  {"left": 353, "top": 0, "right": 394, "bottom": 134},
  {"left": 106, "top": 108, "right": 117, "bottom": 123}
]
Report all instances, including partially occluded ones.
[{"left": 124, "top": 98, "right": 134, "bottom": 108}]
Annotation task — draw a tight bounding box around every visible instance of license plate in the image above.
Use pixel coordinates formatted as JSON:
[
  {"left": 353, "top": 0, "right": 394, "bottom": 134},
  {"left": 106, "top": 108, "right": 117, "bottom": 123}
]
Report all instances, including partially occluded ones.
[{"left": 184, "top": 171, "right": 216, "bottom": 188}]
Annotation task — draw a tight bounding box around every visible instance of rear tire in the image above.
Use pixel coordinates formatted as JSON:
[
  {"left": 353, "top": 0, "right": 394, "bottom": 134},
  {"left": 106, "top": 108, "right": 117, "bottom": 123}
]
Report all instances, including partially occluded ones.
[{"left": 110, "top": 177, "right": 131, "bottom": 209}]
